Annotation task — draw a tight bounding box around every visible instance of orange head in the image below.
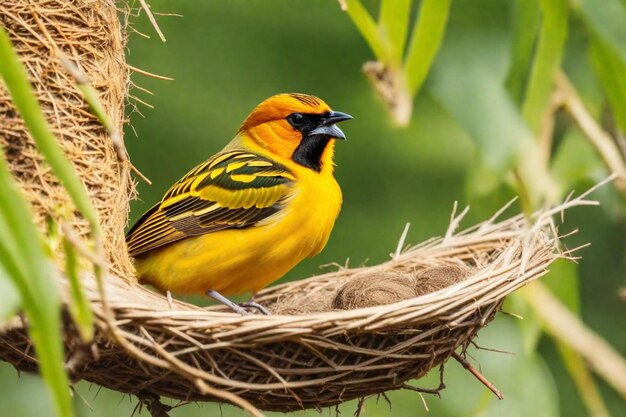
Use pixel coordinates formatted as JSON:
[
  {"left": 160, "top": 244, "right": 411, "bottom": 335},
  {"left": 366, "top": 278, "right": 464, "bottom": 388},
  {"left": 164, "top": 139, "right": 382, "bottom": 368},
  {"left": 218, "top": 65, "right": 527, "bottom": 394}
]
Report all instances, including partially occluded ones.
[{"left": 238, "top": 93, "right": 352, "bottom": 172}]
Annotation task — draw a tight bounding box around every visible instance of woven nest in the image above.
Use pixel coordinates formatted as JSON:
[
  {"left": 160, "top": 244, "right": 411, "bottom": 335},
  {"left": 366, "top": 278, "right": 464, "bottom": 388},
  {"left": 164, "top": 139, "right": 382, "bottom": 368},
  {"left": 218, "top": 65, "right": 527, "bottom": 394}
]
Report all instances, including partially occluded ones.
[
  {"left": 0, "top": 1, "right": 584, "bottom": 415},
  {"left": 0, "top": 203, "right": 576, "bottom": 413}
]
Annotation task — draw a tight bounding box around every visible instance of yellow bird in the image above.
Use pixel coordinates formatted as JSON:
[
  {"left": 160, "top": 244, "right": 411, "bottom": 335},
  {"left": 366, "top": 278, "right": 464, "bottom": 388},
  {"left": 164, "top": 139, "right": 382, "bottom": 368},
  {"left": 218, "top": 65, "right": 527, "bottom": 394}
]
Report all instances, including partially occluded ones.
[{"left": 126, "top": 93, "right": 352, "bottom": 314}]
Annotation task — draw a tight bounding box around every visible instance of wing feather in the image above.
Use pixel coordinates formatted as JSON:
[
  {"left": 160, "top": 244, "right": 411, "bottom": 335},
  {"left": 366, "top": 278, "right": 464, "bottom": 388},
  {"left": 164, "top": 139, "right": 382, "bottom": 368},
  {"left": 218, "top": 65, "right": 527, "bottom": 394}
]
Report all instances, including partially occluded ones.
[{"left": 126, "top": 150, "right": 295, "bottom": 256}]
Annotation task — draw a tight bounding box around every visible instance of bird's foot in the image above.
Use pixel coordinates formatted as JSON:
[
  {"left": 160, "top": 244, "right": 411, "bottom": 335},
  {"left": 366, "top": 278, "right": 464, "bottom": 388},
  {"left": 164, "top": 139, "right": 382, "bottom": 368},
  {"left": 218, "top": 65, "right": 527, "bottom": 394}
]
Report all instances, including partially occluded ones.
[
  {"left": 239, "top": 300, "right": 271, "bottom": 315},
  {"left": 206, "top": 290, "right": 270, "bottom": 315}
]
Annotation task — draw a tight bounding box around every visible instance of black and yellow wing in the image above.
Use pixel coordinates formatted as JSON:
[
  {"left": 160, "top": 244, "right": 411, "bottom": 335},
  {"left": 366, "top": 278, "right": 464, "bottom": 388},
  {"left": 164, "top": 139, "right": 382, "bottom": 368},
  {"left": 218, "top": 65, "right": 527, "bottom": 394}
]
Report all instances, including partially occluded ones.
[{"left": 126, "top": 150, "right": 296, "bottom": 257}]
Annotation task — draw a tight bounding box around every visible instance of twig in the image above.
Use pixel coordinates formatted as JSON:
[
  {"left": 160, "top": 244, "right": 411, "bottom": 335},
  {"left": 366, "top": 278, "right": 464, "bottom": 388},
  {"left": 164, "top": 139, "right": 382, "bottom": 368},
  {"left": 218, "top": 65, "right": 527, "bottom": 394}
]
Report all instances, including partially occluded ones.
[
  {"left": 378, "top": 392, "right": 392, "bottom": 410},
  {"left": 195, "top": 380, "right": 264, "bottom": 417},
  {"left": 402, "top": 383, "right": 444, "bottom": 396},
  {"left": 127, "top": 64, "right": 174, "bottom": 81},
  {"left": 153, "top": 12, "right": 184, "bottom": 17},
  {"left": 394, "top": 222, "right": 410, "bottom": 259},
  {"left": 130, "top": 163, "right": 152, "bottom": 185},
  {"left": 128, "top": 24, "right": 151, "bottom": 39},
  {"left": 417, "top": 391, "right": 429, "bottom": 412},
  {"left": 470, "top": 341, "right": 515, "bottom": 356},
  {"left": 444, "top": 201, "right": 470, "bottom": 242},
  {"left": 557, "top": 72, "right": 626, "bottom": 193},
  {"left": 137, "top": 392, "right": 172, "bottom": 417},
  {"left": 128, "top": 94, "right": 155, "bottom": 109},
  {"left": 70, "top": 386, "right": 93, "bottom": 412},
  {"left": 166, "top": 290, "right": 173, "bottom": 310},
  {"left": 452, "top": 352, "right": 504, "bottom": 400},
  {"left": 498, "top": 310, "right": 524, "bottom": 320},
  {"left": 401, "top": 363, "right": 446, "bottom": 399},
  {"left": 531, "top": 175, "right": 613, "bottom": 225},
  {"left": 138, "top": 0, "right": 166, "bottom": 42},
  {"left": 353, "top": 397, "right": 365, "bottom": 417}
]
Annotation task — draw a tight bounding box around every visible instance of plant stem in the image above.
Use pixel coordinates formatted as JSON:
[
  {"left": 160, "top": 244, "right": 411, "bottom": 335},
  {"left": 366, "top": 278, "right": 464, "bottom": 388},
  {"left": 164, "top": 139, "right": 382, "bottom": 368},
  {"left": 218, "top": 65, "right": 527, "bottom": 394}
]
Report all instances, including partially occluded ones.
[
  {"left": 522, "top": 282, "right": 626, "bottom": 399},
  {"left": 557, "top": 72, "right": 626, "bottom": 195}
]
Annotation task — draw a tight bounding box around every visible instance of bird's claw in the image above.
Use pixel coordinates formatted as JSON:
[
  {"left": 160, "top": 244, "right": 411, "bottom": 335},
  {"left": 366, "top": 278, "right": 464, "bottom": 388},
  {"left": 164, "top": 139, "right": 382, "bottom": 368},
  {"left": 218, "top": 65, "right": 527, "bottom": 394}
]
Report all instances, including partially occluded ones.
[
  {"left": 239, "top": 301, "right": 271, "bottom": 315},
  {"left": 206, "top": 290, "right": 271, "bottom": 315}
]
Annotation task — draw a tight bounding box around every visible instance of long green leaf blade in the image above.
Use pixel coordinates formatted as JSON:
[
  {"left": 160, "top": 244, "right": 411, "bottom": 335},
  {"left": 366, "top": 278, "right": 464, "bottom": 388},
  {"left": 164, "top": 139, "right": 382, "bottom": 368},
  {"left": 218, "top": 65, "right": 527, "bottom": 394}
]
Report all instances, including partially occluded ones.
[
  {"left": 506, "top": 0, "right": 541, "bottom": 104},
  {"left": 343, "top": 0, "right": 386, "bottom": 61},
  {"left": 521, "top": 0, "right": 568, "bottom": 133},
  {"left": 0, "top": 26, "right": 78, "bottom": 417},
  {"left": 588, "top": 35, "right": 626, "bottom": 133},
  {"left": 404, "top": 0, "right": 452, "bottom": 96},
  {"left": 574, "top": 0, "right": 626, "bottom": 64},
  {"left": 0, "top": 23, "right": 101, "bottom": 331},
  {"left": 0, "top": 152, "right": 74, "bottom": 417},
  {"left": 430, "top": 48, "right": 532, "bottom": 173},
  {"left": 379, "top": 0, "right": 412, "bottom": 65}
]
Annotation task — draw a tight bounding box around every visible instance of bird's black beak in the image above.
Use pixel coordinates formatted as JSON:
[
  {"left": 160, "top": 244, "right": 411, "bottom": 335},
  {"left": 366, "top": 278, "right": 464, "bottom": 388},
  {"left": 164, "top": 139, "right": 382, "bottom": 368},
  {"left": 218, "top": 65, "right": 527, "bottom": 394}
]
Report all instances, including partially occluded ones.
[
  {"left": 324, "top": 111, "right": 353, "bottom": 124},
  {"left": 309, "top": 111, "right": 353, "bottom": 140}
]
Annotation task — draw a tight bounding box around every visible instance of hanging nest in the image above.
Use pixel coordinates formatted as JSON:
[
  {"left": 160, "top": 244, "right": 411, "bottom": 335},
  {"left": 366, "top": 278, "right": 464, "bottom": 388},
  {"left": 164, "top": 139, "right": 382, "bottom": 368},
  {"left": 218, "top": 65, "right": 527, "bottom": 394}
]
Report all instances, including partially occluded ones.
[
  {"left": 0, "top": 1, "right": 588, "bottom": 416},
  {"left": 0, "top": 0, "right": 134, "bottom": 278}
]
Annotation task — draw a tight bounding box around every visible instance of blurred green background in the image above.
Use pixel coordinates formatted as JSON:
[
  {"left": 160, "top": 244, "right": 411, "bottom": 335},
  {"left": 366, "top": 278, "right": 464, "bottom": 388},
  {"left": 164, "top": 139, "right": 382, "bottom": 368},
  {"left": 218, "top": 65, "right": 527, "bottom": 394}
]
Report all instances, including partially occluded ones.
[{"left": 1, "top": 0, "right": 625, "bottom": 416}]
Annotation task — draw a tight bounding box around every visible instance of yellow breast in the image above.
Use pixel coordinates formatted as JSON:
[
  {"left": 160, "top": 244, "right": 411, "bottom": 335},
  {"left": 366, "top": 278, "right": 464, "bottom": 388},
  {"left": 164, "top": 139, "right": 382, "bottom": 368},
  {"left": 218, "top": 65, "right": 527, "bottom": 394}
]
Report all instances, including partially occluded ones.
[{"left": 134, "top": 153, "right": 342, "bottom": 296}]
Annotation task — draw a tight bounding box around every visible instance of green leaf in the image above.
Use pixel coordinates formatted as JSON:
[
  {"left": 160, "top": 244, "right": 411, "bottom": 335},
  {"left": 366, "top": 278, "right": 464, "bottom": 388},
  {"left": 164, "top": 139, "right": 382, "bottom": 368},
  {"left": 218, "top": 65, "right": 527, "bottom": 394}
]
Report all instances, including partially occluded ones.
[
  {"left": 588, "top": 34, "right": 626, "bottom": 133},
  {"left": 404, "top": 0, "right": 452, "bottom": 96},
  {"left": 551, "top": 127, "right": 604, "bottom": 192},
  {"left": 379, "top": 0, "right": 412, "bottom": 65},
  {"left": 429, "top": 35, "right": 533, "bottom": 174},
  {"left": 543, "top": 259, "right": 580, "bottom": 313},
  {"left": 464, "top": 156, "right": 518, "bottom": 219},
  {"left": 574, "top": 0, "right": 626, "bottom": 64},
  {"left": 431, "top": 23, "right": 559, "bottom": 210},
  {"left": 343, "top": 0, "right": 386, "bottom": 61},
  {"left": 521, "top": 0, "right": 568, "bottom": 133},
  {"left": 505, "top": 0, "right": 541, "bottom": 104},
  {"left": 0, "top": 26, "right": 75, "bottom": 417},
  {"left": 504, "top": 293, "right": 543, "bottom": 353},
  {"left": 0, "top": 153, "right": 74, "bottom": 417}
]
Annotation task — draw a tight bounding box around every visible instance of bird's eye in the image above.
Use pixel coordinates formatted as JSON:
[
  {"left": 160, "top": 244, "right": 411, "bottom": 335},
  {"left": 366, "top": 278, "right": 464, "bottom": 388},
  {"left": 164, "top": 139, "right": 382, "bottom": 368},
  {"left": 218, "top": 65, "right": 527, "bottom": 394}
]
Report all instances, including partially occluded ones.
[{"left": 287, "top": 113, "right": 306, "bottom": 128}]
